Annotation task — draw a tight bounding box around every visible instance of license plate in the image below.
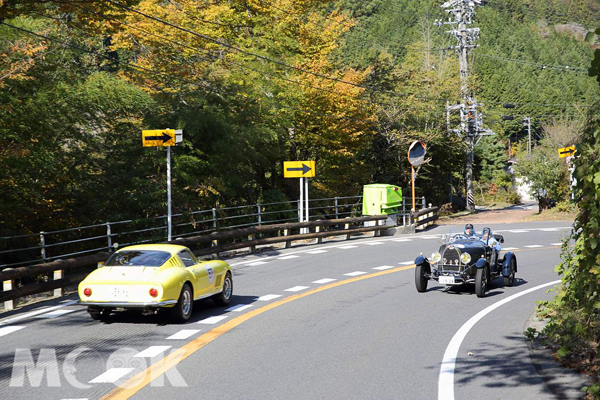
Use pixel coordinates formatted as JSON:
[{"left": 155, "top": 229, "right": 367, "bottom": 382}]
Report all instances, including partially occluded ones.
[
  {"left": 109, "top": 287, "right": 129, "bottom": 300},
  {"left": 439, "top": 276, "right": 455, "bottom": 285}
]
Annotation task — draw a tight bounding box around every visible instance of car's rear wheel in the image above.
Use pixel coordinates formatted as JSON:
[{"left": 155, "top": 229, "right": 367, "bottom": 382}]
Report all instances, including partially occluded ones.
[
  {"left": 504, "top": 258, "right": 516, "bottom": 287},
  {"left": 475, "top": 266, "right": 488, "bottom": 298},
  {"left": 212, "top": 272, "right": 233, "bottom": 306},
  {"left": 415, "top": 265, "right": 428, "bottom": 293},
  {"left": 170, "top": 283, "right": 193, "bottom": 323},
  {"left": 88, "top": 306, "right": 111, "bottom": 321}
]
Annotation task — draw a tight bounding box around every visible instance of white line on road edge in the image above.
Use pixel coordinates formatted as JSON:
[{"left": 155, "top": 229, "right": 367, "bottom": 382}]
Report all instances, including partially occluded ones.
[
  {"left": 0, "top": 325, "right": 25, "bottom": 337},
  {"left": 0, "top": 300, "right": 78, "bottom": 326},
  {"left": 89, "top": 368, "right": 134, "bottom": 383},
  {"left": 166, "top": 330, "right": 200, "bottom": 340},
  {"left": 438, "top": 280, "right": 561, "bottom": 400},
  {"left": 134, "top": 346, "right": 172, "bottom": 358}
]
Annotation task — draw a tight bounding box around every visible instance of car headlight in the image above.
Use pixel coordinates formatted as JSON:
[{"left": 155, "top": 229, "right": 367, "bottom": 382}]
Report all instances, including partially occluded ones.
[
  {"left": 460, "top": 252, "right": 471, "bottom": 264},
  {"left": 430, "top": 252, "right": 441, "bottom": 263}
]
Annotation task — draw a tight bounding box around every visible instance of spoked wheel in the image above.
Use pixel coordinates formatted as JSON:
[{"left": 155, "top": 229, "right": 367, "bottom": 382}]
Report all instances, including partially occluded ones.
[
  {"left": 415, "top": 265, "right": 428, "bottom": 293},
  {"left": 475, "top": 267, "right": 488, "bottom": 298},
  {"left": 504, "top": 258, "right": 516, "bottom": 287},
  {"left": 170, "top": 284, "right": 193, "bottom": 323},
  {"left": 213, "top": 272, "right": 233, "bottom": 306}
]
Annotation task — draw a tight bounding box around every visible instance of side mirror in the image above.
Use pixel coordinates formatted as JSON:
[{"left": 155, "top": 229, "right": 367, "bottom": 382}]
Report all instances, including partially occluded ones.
[
  {"left": 494, "top": 234, "right": 504, "bottom": 244},
  {"left": 97, "top": 262, "right": 105, "bottom": 269}
]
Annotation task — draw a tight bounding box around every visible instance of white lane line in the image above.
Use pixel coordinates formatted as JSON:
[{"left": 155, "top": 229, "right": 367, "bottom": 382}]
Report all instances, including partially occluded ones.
[
  {"left": 420, "top": 236, "right": 439, "bottom": 239},
  {"left": 257, "top": 294, "right": 282, "bottom": 301},
  {"left": 166, "top": 329, "right": 201, "bottom": 340},
  {"left": 306, "top": 250, "right": 328, "bottom": 254},
  {"left": 508, "top": 230, "right": 528, "bottom": 233},
  {"left": 372, "top": 265, "right": 395, "bottom": 270},
  {"left": 197, "top": 316, "right": 228, "bottom": 324},
  {"left": 344, "top": 271, "right": 367, "bottom": 277},
  {"left": 284, "top": 286, "right": 310, "bottom": 292},
  {"left": 393, "top": 239, "right": 413, "bottom": 242},
  {"left": 525, "top": 245, "right": 544, "bottom": 248},
  {"left": 278, "top": 255, "right": 299, "bottom": 260},
  {"left": 438, "top": 280, "right": 561, "bottom": 400},
  {"left": 225, "top": 304, "right": 254, "bottom": 312},
  {"left": 90, "top": 368, "right": 134, "bottom": 384},
  {"left": 312, "top": 278, "right": 337, "bottom": 284},
  {"left": 551, "top": 243, "right": 563, "bottom": 246},
  {"left": 0, "top": 326, "right": 26, "bottom": 337},
  {"left": 337, "top": 245, "right": 358, "bottom": 249},
  {"left": 37, "top": 309, "right": 77, "bottom": 319},
  {"left": 0, "top": 300, "right": 78, "bottom": 326},
  {"left": 364, "top": 242, "right": 384, "bottom": 246},
  {"left": 247, "top": 261, "right": 268, "bottom": 266},
  {"left": 133, "top": 346, "right": 172, "bottom": 358},
  {"left": 502, "top": 247, "right": 518, "bottom": 251},
  {"left": 539, "top": 228, "right": 558, "bottom": 231},
  {"left": 399, "top": 261, "right": 415, "bottom": 265}
]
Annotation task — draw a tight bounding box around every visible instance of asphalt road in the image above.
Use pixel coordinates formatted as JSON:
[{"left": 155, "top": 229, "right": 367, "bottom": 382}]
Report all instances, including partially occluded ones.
[{"left": 0, "top": 220, "right": 573, "bottom": 400}]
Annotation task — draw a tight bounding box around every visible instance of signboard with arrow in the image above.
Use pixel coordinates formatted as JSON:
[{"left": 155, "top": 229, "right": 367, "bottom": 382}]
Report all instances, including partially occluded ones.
[
  {"left": 283, "top": 161, "right": 316, "bottom": 178},
  {"left": 143, "top": 129, "right": 177, "bottom": 147},
  {"left": 558, "top": 146, "right": 576, "bottom": 158}
]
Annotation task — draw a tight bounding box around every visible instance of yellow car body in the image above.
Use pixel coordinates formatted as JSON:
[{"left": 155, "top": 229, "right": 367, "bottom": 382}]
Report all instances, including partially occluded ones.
[{"left": 78, "top": 244, "right": 232, "bottom": 321}]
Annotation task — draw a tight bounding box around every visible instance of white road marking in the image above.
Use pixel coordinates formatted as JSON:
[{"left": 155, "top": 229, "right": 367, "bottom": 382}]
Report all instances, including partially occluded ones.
[
  {"left": 399, "top": 261, "right": 415, "bottom": 265},
  {"left": 420, "top": 236, "right": 439, "bottom": 239},
  {"left": 393, "top": 239, "right": 413, "bottom": 242},
  {"left": 312, "top": 278, "right": 337, "bottom": 284},
  {"left": 0, "top": 300, "right": 78, "bottom": 326},
  {"left": 284, "top": 286, "right": 310, "bottom": 292},
  {"left": 372, "top": 265, "right": 395, "bottom": 270},
  {"left": 225, "top": 304, "right": 254, "bottom": 312},
  {"left": 438, "top": 280, "right": 561, "bottom": 400},
  {"left": 257, "top": 294, "right": 282, "bottom": 301},
  {"left": 539, "top": 228, "right": 558, "bottom": 231},
  {"left": 551, "top": 243, "right": 563, "bottom": 246},
  {"left": 133, "top": 346, "right": 171, "bottom": 358},
  {"left": 247, "top": 261, "right": 268, "bottom": 266},
  {"left": 166, "top": 329, "right": 201, "bottom": 340},
  {"left": 502, "top": 247, "right": 519, "bottom": 251},
  {"left": 508, "top": 230, "right": 528, "bottom": 233},
  {"left": 37, "top": 309, "right": 76, "bottom": 319},
  {"left": 278, "top": 255, "right": 299, "bottom": 260},
  {"left": 337, "top": 245, "right": 358, "bottom": 249},
  {"left": 89, "top": 368, "right": 134, "bottom": 383},
  {"left": 197, "top": 316, "right": 228, "bottom": 324},
  {"left": 525, "top": 245, "right": 544, "bottom": 248},
  {"left": 306, "top": 250, "right": 328, "bottom": 254},
  {"left": 364, "top": 242, "right": 384, "bottom": 246},
  {"left": 344, "top": 271, "right": 367, "bottom": 276},
  {"left": 0, "top": 326, "right": 25, "bottom": 337}
]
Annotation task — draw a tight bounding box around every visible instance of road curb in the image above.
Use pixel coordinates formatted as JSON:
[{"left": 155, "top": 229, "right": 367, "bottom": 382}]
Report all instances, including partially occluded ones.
[{"left": 525, "top": 310, "right": 589, "bottom": 399}]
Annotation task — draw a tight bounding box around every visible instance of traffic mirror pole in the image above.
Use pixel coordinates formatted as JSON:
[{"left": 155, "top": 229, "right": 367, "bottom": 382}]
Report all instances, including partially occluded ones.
[
  {"left": 167, "top": 145, "right": 172, "bottom": 241},
  {"left": 411, "top": 165, "right": 416, "bottom": 213},
  {"left": 299, "top": 177, "right": 304, "bottom": 225},
  {"left": 305, "top": 177, "right": 309, "bottom": 225}
]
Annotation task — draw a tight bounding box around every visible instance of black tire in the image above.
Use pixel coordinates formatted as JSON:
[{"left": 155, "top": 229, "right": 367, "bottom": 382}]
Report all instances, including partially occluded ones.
[
  {"left": 169, "top": 283, "right": 193, "bottom": 323},
  {"left": 415, "top": 265, "right": 428, "bottom": 293},
  {"left": 504, "top": 258, "right": 516, "bottom": 287},
  {"left": 88, "top": 306, "right": 111, "bottom": 321},
  {"left": 475, "top": 267, "right": 488, "bottom": 298},
  {"left": 213, "top": 272, "right": 233, "bottom": 306}
]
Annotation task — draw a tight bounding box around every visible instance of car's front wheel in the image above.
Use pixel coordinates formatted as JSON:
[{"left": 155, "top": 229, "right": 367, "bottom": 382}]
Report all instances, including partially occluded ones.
[
  {"left": 170, "top": 283, "right": 193, "bottom": 323},
  {"left": 475, "top": 267, "right": 488, "bottom": 298},
  {"left": 415, "top": 264, "right": 428, "bottom": 293},
  {"left": 88, "top": 306, "right": 111, "bottom": 321},
  {"left": 212, "top": 272, "right": 233, "bottom": 306},
  {"left": 504, "top": 258, "right": 516, "bottom": 287}
]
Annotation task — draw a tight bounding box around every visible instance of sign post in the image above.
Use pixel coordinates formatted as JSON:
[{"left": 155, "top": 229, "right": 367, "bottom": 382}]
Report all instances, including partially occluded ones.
[
  {"left": 143, "top": 129, "right": 183, "bottom": 241},
  {"left": 284, "top": 161, "right": 316, "bottom": 234},
  {"left": 407, "top": 141, "right": 427, "bottom": 213}
]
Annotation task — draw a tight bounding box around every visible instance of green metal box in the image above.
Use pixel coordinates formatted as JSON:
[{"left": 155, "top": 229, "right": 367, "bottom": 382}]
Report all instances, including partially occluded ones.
[{"left": 362, "top": 184, "right": 403, "bottom": 215}]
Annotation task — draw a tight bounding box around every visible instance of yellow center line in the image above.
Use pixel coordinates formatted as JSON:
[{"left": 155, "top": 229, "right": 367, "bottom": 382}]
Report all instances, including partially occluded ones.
[{"left": 101, "top": 264, "right": 416, "bottom": 399}]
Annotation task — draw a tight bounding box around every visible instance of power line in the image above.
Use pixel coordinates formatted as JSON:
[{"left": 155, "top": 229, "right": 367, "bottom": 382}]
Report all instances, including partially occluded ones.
[{"left": 476, "top": 53, "right": 589, "bottom": 73}]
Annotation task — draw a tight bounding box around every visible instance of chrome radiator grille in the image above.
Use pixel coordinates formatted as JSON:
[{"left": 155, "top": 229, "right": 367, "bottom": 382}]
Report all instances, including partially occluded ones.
[{"left": 441, "top": 247, "right": 462, "bottom": 272}]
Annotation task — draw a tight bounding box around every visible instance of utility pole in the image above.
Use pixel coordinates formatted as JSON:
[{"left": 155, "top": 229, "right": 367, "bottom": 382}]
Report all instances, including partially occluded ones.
[
  {"left": 436, "top": 0, "right": 492, "bottom": 213},
  {"left": 525, "top": 117, "right": 532, "bottom": 155}
]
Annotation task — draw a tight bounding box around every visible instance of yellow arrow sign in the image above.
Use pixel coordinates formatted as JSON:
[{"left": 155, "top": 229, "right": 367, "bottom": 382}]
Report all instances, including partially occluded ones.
[
  {"left": 142, "top": 129, "right": 176, "bottom": 147},
  {"left": 284, "top": 161, "right": 315, "bottom": 178},
  {"left": 558, "top": 146, "right": 576, "bottom": 158}
]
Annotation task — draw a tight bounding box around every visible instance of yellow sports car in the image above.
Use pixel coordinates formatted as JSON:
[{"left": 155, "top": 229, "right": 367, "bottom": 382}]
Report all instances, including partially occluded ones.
[{"left": 78, "top": 244, "right": 233, "bottom": 322}]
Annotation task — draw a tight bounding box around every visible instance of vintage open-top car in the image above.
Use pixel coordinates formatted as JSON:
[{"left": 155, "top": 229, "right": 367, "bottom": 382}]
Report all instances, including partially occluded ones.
[
  {"left": 78, "top": 244, "right": 233, "bottom": 322},
  {"left": 414, "top": 227, "right": 517, "bottom": 297}
]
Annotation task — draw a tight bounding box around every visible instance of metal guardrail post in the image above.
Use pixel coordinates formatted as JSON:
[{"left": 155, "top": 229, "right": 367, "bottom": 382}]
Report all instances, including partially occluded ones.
[
  {"left": 211, "top": 208, "right": 219, "bottom": 254},
  {"left": 345, "top": 221, "right": 350, "bottom": 240},
  {"left": 284, "top": 229, "right": 291, "bottom": 248},
  {"left": 422, "top": 196, "right": 426, "bottom": 209},
  {"left": 402, "top": 196, "right": 406, "bottom": 226},
  {"left": 106, "top": 223, "right": 112, "bottom": 252},
  {"left": 3, "top": 274, "right": 14, "bottom": 310},
  {"left": 257, "top": 203, "right": 262, "bottom": 226},
  {"left": 316, "top": 225, "right": 322, "bottom": 244},
  {"left": 334, "top": 197, "right": 339, "bottom": 220},
  {"left": 40, "top": 232, "right": 46, "bottom": 262},
  {"left": 374, "top": 219, "right": 380, "bottom": 237},
  {"left": 248, "top": 234, "right": 256, "bottom": 253},
  {"left": 54, "top": 270, "right": 63, "bottom": 297}
]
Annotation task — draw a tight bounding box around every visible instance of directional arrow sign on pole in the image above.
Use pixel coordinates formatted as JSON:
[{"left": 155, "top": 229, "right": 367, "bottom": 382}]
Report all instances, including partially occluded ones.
[
  {"left": 284, "top": 161, "right": 316, "bottom": 178},
  {"left": 558, "top": 146, "right": 576, "bottom": 158},
  {"left": 143, "top": 129, "right": 176, "bottom": 147}
]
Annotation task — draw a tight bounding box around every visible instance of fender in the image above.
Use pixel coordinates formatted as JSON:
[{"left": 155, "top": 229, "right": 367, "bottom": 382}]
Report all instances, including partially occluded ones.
[
  {"left": 414, "top": 256, "right": 431, "bottom": 274},
  {"left": 475, "top": 258, "right": 488, "bottom": 269},
  {"left": 502, "top": 252, "right": 517, "bottom": 277}
]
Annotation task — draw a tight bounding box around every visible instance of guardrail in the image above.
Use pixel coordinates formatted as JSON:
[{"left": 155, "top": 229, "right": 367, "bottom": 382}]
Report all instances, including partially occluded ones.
[
  {"left": 0, "top": 195, "right": 429, "bottom": 269},
  {"left": 412, "top": 206, "right": 439, "bottom": 228},
  {"left": 0, "top": 215, "right": 391, "bottom": 306}
]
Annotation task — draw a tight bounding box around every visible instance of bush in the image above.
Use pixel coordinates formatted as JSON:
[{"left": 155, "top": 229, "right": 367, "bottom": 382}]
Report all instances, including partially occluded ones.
[{"left": 554, "top": 200, "right": 576, "bottom": 213}]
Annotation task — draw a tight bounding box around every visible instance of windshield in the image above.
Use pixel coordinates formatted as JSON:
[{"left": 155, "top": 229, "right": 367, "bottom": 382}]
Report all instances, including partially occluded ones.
[{"left": 105, "top": 250, "right": 171, "bottom": 267}]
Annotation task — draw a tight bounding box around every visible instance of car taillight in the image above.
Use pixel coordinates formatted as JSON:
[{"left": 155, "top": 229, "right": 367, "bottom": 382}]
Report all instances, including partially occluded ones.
[
  {"left": 149, "top": 288, "right": 158, "bottom": 298},
  {"left": 83, "top": 288, "right": 92, "bottom": 297}
]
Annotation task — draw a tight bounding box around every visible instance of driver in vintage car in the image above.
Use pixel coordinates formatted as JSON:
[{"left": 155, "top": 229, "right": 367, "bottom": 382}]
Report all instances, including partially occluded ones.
[
  {"left": 464, "top": 223, "right": 475, "bottom": 236},
  {"left": 482, "top": 227, "right": 501, "bottom": 269}
]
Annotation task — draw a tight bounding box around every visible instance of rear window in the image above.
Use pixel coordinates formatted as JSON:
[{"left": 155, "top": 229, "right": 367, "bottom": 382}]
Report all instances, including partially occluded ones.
[{"left": 105, "top": 250, "right": 171, "bottom": 267}]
